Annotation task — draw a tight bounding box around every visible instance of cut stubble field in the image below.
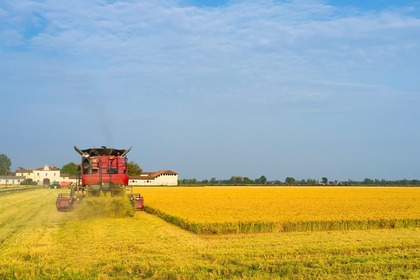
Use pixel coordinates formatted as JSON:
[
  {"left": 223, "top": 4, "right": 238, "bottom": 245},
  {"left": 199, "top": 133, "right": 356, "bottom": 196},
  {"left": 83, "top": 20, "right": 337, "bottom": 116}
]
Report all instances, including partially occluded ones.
[{"left": 0, "top": 187, "right": 419, "bottom": 279}]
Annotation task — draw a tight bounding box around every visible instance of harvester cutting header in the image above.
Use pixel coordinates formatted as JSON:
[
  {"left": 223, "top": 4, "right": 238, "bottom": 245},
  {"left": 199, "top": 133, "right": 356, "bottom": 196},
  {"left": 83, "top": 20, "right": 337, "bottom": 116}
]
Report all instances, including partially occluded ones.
[{"left": 56, "top": 146, "right": 144, "bottom": 211}]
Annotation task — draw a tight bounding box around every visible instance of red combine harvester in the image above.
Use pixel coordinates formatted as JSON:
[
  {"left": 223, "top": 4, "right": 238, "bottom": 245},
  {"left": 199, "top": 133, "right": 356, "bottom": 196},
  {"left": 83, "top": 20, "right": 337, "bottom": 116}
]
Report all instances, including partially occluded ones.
[{"left": 56, "top": 146, "right": 144, "bottom": 211}]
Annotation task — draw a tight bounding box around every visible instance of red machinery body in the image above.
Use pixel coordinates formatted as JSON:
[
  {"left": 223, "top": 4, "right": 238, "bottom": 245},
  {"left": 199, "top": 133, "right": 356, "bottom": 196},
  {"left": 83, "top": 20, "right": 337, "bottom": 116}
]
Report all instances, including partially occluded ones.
[
  {"left": 55, "top": 187, "right": 82, "bottom": 212},
  {"left": 77, "top": 146, "right": 130, "bottom": 195},
  {"left": 56, "top": 146, "right": 143, "bottom": 212},
  {"left": 56, "top": 195, "right": 73, "bottom": 212},
  {"left": 130, "top": 193, "right": 145, "bottom": 210},
  {"left": 81, "top": 150, "right": 128, "bottom": 185}
]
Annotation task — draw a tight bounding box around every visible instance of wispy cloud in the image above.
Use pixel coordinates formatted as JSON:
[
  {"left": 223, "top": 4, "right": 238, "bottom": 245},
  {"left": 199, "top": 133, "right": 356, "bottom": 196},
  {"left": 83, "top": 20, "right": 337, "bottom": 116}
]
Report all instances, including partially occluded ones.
[{"left": 1, "top": 0, "right": 419, "bottom": 108}]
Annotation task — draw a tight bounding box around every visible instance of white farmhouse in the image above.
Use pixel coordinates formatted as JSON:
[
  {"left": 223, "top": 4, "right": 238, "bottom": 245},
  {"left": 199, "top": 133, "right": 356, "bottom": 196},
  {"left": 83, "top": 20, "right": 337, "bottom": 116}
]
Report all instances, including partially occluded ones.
[{"left": 16, "top": 165, "right": 69, "bottom": 186}]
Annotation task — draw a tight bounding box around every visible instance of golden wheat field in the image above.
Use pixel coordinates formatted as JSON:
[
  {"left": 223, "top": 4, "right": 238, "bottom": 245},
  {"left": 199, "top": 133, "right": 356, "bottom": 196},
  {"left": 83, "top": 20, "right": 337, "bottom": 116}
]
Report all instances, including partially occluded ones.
[
  {"left": 137, "top": 186, "right": 420, "bottom": 234},
  {"left": 0, "top": 187, "right": 419, "bottom": 279}
]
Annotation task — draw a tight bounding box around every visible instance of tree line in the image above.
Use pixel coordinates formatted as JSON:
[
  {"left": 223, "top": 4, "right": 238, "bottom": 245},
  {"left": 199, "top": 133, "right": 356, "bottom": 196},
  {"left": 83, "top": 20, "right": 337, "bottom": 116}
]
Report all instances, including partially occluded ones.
[
  {"left": 179, "top": 176, "right": 420, "bottom": 186},
  {"left": 1, "top": 153, "right": 419, "bottom": 186}
]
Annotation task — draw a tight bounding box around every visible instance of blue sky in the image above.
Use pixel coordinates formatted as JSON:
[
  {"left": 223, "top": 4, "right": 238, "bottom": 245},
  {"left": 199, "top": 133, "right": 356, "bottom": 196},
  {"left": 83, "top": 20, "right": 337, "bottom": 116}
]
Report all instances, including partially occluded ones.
[{"left": 1, "top": 0, "right": 419, "bottom": 181}]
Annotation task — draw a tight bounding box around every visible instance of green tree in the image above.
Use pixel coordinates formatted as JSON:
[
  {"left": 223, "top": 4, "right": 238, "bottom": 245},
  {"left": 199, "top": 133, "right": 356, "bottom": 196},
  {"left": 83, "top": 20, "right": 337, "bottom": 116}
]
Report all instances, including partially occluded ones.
[
  {"left": 363, "top": 178, "right": 374, "bottom": 185},
  {"left": 285, "top": 177, "right": 296, "bottom": 185},
  {"left": 259, "top": 175, "right": 267, "bottom": 185},
  {"left": 322, "top": 177, "right": 328, "bottom": 185},
  {"left": 243, "top": 177, "right": 253, "bottom": 185},
  {"left": 0, "top": 154, "right": 11, "bottom": 175},
  {"left": 186, "top": 178, "right": 197, "bottom": 184},
  {"left": 231, "top": 176, "right": 243, "bottom": 185},
  {"left": 61, "top": 162, "right": 79, "bottom": 176},
  {"left": 128, "top": 161, "right": 142, "bottom": 176},
  {"left": 307, "top": 179, "right": 317, "bottom": 185}
]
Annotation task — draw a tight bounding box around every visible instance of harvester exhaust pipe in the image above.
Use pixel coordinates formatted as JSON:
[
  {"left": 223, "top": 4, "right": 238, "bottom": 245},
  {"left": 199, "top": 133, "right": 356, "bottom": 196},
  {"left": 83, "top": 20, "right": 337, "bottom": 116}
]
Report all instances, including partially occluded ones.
[
  {"left": 74, "top": 146, "right": 84, "bottom": 156},
  {"left": 121, "top": 146, "right": 132, "bottom": 157}
]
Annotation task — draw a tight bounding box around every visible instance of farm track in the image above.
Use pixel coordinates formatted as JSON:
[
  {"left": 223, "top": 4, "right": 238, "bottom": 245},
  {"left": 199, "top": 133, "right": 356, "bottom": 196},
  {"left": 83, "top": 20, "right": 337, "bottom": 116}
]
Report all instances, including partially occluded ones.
[
  {"left": 1, "top": 189, "right": 420, "bottom": 279},
  {"left": 0, "top": 186, "right": 40, "bottom": 195}
]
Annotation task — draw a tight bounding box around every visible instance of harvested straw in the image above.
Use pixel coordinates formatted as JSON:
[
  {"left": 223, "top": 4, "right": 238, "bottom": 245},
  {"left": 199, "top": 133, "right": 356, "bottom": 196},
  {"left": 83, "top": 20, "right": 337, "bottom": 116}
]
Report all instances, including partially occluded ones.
[{"left": 75, "top": 196, "right": 134, "bottom": 219}]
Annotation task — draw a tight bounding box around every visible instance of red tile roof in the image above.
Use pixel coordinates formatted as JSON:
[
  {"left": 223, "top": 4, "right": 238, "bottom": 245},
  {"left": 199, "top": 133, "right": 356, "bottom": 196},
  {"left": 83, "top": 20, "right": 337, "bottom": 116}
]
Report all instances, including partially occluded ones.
[
  {"left": 16, "top": 169, "right": 33, "bottom": 173},
  {"left": 35, "top": 165, "right": 60, "bottom": 171}
]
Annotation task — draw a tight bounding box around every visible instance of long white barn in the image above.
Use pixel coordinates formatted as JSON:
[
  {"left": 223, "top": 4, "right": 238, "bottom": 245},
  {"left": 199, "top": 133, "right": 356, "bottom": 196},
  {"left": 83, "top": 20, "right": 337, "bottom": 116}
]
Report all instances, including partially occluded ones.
[
  {"left": 129, "top": 170, "right": 178, "bottom": 186},
  {"left": 0, "top": 175, "right": 25, "bottom": 185}
]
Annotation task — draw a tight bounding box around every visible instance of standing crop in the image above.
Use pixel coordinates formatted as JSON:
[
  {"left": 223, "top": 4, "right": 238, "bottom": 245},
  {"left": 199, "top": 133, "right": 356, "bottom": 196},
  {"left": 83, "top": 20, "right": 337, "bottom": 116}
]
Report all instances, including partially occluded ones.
[{"left": 138, "top": 186, "right": 420, "bottom": 234}]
